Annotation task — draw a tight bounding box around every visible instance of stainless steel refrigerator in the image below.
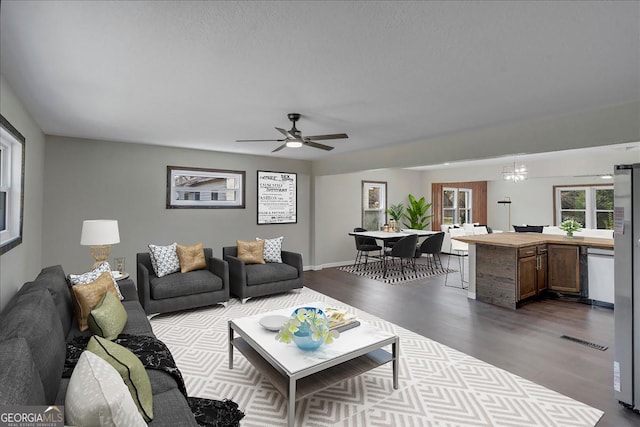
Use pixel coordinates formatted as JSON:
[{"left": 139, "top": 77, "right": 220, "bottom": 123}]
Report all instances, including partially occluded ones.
[{"left": 614, "top": 163, "right": 640, "bottom": 410}]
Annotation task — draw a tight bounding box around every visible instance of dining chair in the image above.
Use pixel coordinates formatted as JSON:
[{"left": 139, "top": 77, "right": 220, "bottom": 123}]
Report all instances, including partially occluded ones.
[
  {"left": 473, "top": 226, "right": 488, "bottom": 235},
  {"left": 352, "top": 227, "right": 382, "bottom": 270},
  {"left": 384, "top": 233, "right": 418, "bottom": 279},
  {"left": 414, "top": 232, "right": 445, "bottom": 270},
  {"left": 445, "top": 228, "right": 469, "bottom": 289}
]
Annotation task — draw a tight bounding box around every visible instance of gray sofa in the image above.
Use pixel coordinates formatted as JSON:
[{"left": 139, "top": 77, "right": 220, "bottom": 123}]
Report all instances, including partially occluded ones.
[
  {"left": 222, "top": 246, "right": 303, "bottom": 303},
  {"left": 137, "top": 248, "right": 229, "bottom": 315},
  {"left": 0, "top": 265, "right": 198, "bottom": 426}
]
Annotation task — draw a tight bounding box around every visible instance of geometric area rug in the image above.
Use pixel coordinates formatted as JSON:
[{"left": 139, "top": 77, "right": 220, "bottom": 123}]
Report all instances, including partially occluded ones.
[
  {"left": 338, "top": 260, "right": 456, "bottom": 285},
  {"left": 151, "top": 287, "right": 604, "bottom": 427}
]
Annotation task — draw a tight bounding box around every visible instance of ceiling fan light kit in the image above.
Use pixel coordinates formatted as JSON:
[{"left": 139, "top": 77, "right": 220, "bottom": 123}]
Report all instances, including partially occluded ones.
[{"left": 236, "top": 113, "right": 348, "bottom": 152}]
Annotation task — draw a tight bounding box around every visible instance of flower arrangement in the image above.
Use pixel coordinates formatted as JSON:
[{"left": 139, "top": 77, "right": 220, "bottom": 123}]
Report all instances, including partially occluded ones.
[
  {"left": 559, "top": 219, "right": 582, "bottom": 237},
  {"left": 275, "top": 307, "right": 339, "bottom": 350}
]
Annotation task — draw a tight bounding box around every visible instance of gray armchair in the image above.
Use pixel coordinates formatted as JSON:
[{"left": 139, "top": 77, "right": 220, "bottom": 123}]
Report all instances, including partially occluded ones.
[
  {"left": 222, "top": 246, "right": 303, "bottom": 303},
  {"left": 137, "top": 248, "right": 229, "bottom": 315}
]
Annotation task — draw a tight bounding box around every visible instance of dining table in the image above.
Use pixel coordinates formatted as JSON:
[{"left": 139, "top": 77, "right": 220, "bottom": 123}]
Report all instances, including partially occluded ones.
[
  {"left": 348, "top": 228, "right": 438, "bottom": 243},
  {"left": 348, "top": 229, "right": 440, "bottom": 277}
]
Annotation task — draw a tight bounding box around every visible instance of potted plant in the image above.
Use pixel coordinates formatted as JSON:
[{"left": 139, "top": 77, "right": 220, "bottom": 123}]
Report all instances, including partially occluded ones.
[
  {"left": 559, "top": 219, "right": 582, "bottom": 238},
  {"left": 402, "top": 194, "right": 433, "bottom": 230},
  {"left": 386, "top": 203, "right": 404, "bottom": 232},
  {"left": 276, "top": 307, "right": 339, "bottom": 351}
]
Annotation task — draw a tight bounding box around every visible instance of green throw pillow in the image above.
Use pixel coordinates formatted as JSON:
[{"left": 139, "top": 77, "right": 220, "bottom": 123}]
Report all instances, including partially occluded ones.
[
  {"left": 88, "top": 291, "right": 127, "bottom": 340},
  {"left": 87, "top": 336, "right": 153, "bottom": 422}
]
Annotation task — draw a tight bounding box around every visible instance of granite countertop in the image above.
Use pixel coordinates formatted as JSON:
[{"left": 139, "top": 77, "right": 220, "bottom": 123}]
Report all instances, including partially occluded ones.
[{"left": 454, "top": 232, "right": 614, "bottom": 249}]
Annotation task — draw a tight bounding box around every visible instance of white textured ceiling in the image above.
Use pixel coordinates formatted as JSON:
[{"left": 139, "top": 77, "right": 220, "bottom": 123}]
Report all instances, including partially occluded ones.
[{"left": 1, "top": 1, "right": 638, "bottom": 161}]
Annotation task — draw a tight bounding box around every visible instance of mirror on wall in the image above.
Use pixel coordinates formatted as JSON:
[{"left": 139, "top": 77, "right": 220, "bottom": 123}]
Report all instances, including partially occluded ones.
[{"left": 361, "top": 181, "right": 387, "bottom": 231}]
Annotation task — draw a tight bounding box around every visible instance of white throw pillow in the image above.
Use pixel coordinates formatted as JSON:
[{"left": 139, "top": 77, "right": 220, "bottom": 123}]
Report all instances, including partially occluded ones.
[
  {"left": 69, "top": 262, "right": 124, "bottom": 300},
  {"left": 148, "top": 243, "right": 180, "bottom": 277},
  {"left": 256, "top": 236, "right": 284, "bottom": 263},
  {"left": 65, "top": 351, "right": 146, "bottom": 427}
]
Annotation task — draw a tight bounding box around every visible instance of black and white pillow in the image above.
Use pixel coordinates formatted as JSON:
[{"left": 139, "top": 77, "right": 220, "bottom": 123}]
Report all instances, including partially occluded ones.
[
  {"left": 69, "top": 262, "right": 124, "bottom": 300},
  {"left": 256, "top": 236, "right": 284, "bottom": 263},
  {"left": 148, "top": 243, "right": 180, "bottom": 277}
]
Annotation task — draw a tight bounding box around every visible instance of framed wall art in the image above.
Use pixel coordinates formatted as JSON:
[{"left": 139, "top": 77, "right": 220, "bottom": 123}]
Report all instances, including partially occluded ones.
[
  {"left": 166, "top": 166, "right": 245, "bottom": 209},
  {"left": 257, "top": 171, "right": 297, "bottom": 224}
]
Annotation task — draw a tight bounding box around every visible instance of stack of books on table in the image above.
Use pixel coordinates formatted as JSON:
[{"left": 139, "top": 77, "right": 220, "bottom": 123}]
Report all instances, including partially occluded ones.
[{"left": 325, "top": 308, "right": 360, "bottom": 332}]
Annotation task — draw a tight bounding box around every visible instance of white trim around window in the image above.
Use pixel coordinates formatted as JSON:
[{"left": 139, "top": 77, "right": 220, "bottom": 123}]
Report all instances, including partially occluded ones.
[{"left": 0, "top": 115, "right": 25, "bottom": 254}]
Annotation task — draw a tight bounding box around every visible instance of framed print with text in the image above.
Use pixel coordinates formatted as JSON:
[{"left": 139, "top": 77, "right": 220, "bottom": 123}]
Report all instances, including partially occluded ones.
[{"left": 257, "top": 171, "right": 297, "bottom": 224}]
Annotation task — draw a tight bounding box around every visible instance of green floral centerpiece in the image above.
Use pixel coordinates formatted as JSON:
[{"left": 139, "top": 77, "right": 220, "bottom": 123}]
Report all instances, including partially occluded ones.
[
  {"left": 559, "top": 219, "right": 582, "bottom": 238},
  {"left": 275, "top": 307, "right": 339, "bottom": 351}
]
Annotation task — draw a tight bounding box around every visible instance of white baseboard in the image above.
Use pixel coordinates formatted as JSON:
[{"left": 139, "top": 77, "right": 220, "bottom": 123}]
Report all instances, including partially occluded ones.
[{"left": 304, "top": 260, "right": 355, "bottom": 271}]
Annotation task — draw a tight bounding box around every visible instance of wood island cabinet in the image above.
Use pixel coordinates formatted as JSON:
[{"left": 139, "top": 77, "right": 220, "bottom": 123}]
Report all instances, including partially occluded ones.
[
  {"left": 517, "top": 245, "right": 547, "bottom": 301},
  {"left": 518, "top": 246, "right": 538, "bottom": 300},
  {"left": 537, "top": 245, "right": 548, "bottom": 293},
  {"left": 459, "top": 233, "right": 612, "bottom": 309},
  {"left": 548, "top": 244, "right": 580, "bottom": 293}
]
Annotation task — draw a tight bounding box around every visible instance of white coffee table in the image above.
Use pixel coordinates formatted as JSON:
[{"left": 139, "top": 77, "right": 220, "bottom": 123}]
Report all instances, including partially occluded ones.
[{"left": 228, "top": 302, "right": 399, "bottom": 427}]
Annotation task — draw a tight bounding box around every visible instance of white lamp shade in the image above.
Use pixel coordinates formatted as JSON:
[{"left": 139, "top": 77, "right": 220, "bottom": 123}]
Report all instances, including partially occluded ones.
[{"left": 80, "top": 220, "right": 120, "bottom": 246}]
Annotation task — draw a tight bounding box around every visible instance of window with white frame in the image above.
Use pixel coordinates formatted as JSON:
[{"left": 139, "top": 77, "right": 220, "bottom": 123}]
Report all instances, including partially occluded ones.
[
  {"left": 442, "top": 187, "right": 472, "bottom": 224},
  {"left": 362, "top": 181, "right": 387, "bottom": 231},
  {"left": 555, "top": 185, "right": 614, "bottom": 229},
  {"left": 0, "top": 115, "right": 25, "bottom": 254}
]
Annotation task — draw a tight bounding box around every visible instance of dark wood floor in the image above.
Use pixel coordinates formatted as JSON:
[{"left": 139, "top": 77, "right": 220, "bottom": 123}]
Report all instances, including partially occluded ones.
[{"left": 305, "top": 255, "right": 640, "bottom": 427}]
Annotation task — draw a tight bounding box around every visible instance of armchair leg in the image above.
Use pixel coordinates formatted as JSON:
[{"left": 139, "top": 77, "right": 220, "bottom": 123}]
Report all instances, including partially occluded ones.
[
  {"left": 218, "top": 301, "right": 229, "bottom": 308},
  {"left": 146, "top": 313, "right": 160, "bottom": 320},
  {"left": 241, "top": 297, "right": 251, "bottom": 304}
]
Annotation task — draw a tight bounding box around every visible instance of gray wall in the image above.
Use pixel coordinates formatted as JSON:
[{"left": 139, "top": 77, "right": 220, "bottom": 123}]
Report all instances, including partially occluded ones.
[
  {"left": 42, "top": 136, "right": 312, "bottom": 275},
  {"left": 312, "top": 168, "right": 424, "bottom": 267},
  {"left": 0, "top": 75, "right": 46, "bottom": 311}
]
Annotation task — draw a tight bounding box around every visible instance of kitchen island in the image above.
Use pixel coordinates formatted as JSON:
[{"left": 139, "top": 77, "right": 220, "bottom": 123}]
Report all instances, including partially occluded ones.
[{"left": 454, "top": 233, "right": 614, "bottom": 309}]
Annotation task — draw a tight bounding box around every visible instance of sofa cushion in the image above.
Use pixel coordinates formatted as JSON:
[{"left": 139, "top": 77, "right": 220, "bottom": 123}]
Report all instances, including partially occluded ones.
[
  {"left": 149, "top": 243, "right": 180, "bottom": 277},
  {"left": 237, "top": 239, "right": 265, "bottom": 264},
  {"left": 0, "top": 337, "right": 46, "bottom": 405},
  {"left": 87, "top": 336, "right": 154, "bottom": 422},
  {"left": 20, "top": 265, "right": 74, "bottom": 337},
  {"left": 176, "top": 242, "right": 207, "bottom": 273},
  {"left": 68, "top": 261, "right": 124, "bottom": 300},
  {"left": 150, "top": 270, "right": 223, "bottom": 300},
  {"left": 65, "top": 350, "right": 146, "bottom": 427},
  {"left": 88, "top": 291, "right": 128, "bottom": 340},
  {"left": 246, "top": 263, "right": 298, "bottom": 286},
  {"left": 0, "top": 288, "right": 66, "bottom": 403},
  {"left": 121, "top": 301, "right": 156, "bottom": 336},
  {"left": 256, "top": 236, "right": 284, "bottom": 263},
  {"left": 71, "top": 272, "right": 121, "bottom": 332},
  {"left": 148, "top": 388, "right": 198, "bottom": 427}
]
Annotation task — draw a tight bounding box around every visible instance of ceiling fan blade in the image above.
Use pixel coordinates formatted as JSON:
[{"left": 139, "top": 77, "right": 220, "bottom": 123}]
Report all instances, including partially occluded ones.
[
  {"left": 304, "top": 133, "right": 348, "bottom": 141},
  {"left": 275, "top": 127, "right": 295, "bottom": 139},
  {"left": 304, "top": 141, "right": 334, "bottom": 151},
  {"left": 236, "top": 139, "right": 285, "bottom": 142},
  {"left": 272, "top": 143, "right": 288, "bottom": 152}
]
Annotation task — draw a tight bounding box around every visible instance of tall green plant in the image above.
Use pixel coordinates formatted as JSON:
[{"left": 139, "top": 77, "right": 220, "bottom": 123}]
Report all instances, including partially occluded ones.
[
  {"left": 386, "top": 203, "right": 405, "bottom": 224},
  {"left": 402, "top": 194, "right": 432, "bottom": 230}
]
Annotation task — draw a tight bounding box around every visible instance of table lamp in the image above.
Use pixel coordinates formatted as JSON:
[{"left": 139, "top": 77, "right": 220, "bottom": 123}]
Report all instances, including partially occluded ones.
[{"left": 80, "top": 220, "right": 120, "bottom": 269}]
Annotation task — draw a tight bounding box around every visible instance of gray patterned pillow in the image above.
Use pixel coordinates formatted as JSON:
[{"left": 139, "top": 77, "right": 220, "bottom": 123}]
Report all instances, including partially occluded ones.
[
  {"left": 148, "top": 243, "right": 180, "bottom": 277},
  {"left": 256, "top": 236, "right": 284, "bottom": 263},
  {"left": 68, "top": 262, "right": 124, "bottom": 300}
]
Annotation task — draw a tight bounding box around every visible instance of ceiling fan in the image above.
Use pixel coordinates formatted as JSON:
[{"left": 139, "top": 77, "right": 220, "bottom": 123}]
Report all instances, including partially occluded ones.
[{"left": 236, "top": 113, "right": 348, "bottom": 152}]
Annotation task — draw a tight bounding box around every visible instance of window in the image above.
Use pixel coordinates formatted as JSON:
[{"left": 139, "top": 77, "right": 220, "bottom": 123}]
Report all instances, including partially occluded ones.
[
  {"left": 0, "top": 114, "right": 25, "bottom": 254},
  {"left": 442, "top": 187, "right": 472, "bottom": 224},
  {"left": 361, "top": 181, "right": 387, "bottom": 231},
  {"left": 555, "top": 185, "right": 614, "bottom": 229}
]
